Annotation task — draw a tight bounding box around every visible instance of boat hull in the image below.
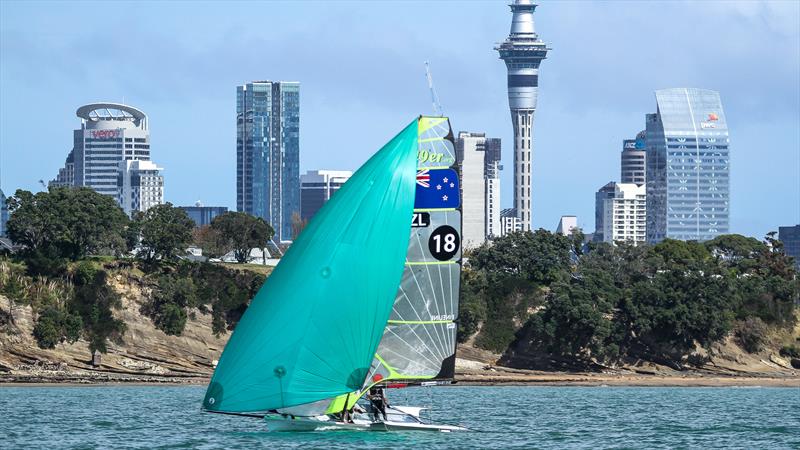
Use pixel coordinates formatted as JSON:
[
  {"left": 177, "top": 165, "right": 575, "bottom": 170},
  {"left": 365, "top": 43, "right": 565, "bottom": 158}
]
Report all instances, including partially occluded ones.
[{"left": 262, "top": 405, "right": 467, "bottom": 432}]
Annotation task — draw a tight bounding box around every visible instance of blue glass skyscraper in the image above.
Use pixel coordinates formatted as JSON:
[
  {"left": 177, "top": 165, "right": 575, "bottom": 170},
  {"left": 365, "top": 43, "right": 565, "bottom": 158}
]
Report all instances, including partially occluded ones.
[
  {"left": 237, "top": 81, "right": 300, "bottom": 242},
  {"left": 646, "top": 88, "right": 729, "bottom": 243}
]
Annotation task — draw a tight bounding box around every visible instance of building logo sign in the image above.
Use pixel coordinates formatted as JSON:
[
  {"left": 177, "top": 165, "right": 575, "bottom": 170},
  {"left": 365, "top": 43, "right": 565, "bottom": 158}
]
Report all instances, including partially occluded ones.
[
  {"left": 700, "top": 112, "right": 720, "bottom": 128},
  {"left": 623, "top": 140, "right": 637, "bottom": 150},
  {"left": 90, "top": 130, "right": 120, "bottom": 139}
]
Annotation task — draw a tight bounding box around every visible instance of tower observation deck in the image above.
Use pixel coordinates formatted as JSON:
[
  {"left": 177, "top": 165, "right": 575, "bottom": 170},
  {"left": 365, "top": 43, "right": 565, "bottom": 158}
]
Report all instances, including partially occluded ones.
[{"left": 495, "top": 0, "right": 550, "bottom": 231}]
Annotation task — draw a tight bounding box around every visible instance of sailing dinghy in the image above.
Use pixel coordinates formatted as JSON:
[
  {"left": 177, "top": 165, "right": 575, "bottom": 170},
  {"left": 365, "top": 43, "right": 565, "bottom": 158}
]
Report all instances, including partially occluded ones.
[{"left": 202, "top": 116, "right": 467, "bottom": 432}]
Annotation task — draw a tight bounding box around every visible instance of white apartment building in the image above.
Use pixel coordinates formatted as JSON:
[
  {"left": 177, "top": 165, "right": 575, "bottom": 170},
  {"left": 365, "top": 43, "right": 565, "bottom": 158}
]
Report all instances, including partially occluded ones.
[
  {"left": 118, "top": 160, "right": 164, "bottom": 216},
  {"left": 597, "top": 182, "right": 646, "bottom": 245}
]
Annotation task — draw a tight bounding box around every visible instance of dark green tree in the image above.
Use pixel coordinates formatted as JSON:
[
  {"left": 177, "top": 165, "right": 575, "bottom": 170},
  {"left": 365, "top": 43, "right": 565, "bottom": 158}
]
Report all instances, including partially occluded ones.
[
  {"left": 135, "top": 203, "right": 195, "bottom": 263},
  {"left": 210, "top": 212, "right": 274, "bottom": 263},
  {"left": 154, "top": 303, "right": 187, "bottom": 336},
  {"left": 6, "top": 187, "right": 129, "bottom": 263},
  {"left": 32, "top": 309, "right": 61, "bottom": 349},
  {"left": 470, "top": 229, "right": 572, "bottom": 284},
  {"left": 32, "top": 307, "right": 83, "bottom": 349}
]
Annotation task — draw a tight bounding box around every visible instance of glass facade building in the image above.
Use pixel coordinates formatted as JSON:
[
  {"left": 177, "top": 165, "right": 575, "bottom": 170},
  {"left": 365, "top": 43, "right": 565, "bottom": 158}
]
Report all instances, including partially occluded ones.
[
  {"left": 646, "top": 88, "right": 729, "bottom": 243},
  {"left": 0, "top": 188, "right": 7, "bottom": 237},
  {"left": 179, "top": 205, "right": 229, "bottom": 228},
  {"left": 621, "top": 131, "right": 646, "bottom": 185},
  {"left": 237, "top": 81, "right": 300, "bottom": 242},
  {"left": 779, "top": 225, "right": 800, "bottom": 268},
  {"left": 300, "top": 170, "right": 351, "bottom": 222}
]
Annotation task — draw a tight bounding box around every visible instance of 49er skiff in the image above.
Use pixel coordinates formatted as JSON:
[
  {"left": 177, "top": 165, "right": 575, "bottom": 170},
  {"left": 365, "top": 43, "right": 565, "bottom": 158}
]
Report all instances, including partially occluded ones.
[{"left": 202, "top": 117, "right": 467, "bottom": 432}]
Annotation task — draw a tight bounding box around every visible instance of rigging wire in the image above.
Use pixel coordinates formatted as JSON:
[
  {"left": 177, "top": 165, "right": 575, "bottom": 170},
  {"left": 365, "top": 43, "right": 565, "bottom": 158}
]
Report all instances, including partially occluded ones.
[{"left": 424, "top": 61, "right": 444, "bottom": 117}]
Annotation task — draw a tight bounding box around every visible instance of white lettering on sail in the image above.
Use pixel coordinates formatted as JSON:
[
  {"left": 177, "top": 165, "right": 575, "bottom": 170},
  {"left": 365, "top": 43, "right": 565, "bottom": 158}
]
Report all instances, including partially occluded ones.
[{"left": 430, "top": 314, "right": 455, "bottom": 321}]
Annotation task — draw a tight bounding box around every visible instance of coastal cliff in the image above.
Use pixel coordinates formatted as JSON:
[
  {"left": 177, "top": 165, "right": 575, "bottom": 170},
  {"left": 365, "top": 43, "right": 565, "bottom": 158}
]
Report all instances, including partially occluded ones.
[
  {"left": 0, "top": 261, "right": 266, "bottom": 384},
  {"left": 1, "top": 259, "right": 797, "bottom": 386}
]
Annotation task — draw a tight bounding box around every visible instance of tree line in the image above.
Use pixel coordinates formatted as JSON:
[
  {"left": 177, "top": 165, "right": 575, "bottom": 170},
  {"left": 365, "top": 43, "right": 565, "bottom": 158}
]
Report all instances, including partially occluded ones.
[
  {"left": 5, "top": 187, "right": 275, "bottom": 270},
  {"left": 0, "top": 187, "right": 272, "bottom": 352},
  {"left": 462, "top": 230, "right": 799, "bottom": 369}
]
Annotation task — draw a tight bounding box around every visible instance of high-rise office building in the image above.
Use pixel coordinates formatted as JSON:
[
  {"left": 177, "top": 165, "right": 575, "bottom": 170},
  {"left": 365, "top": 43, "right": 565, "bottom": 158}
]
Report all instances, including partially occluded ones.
[
  {"left": 779, "top": 225, "right": 800, "bottom": 268},
  {"left": 237, "top": 81, "right": 300, "bottom": 242},
  {"left": 496, "top": 0, "right": 550, "bottom": 232},
  {"left": 0, "top": 188, "right": 7, "bottom": 237},
  {"left": 595, "top": 182, "right": 646, "bottom": 245},
  {"left": 117, "top": 160, "right": 164, "bottom": 216},
  {"left": 179, "top": 203, "right": 229, "bottom": 228},
  {"left": 455, "top": 132, "right": 502, "bottom": 248},
  {"left": 500, "top": 208, "right": 522, "bottom": 237},
  {"left": 621, "top": 131, "right": 646, "bottom": 185},
  {"left": 556, "top": 215, "right": 577, "bottom": 236},
  {"left": 594, "top": 182, "right": 615, "bottom": 242},
  {"left": 50, "top": 103, "right": 165, "bottom": 214},
  {"left": 50, "top": 151, "right": 75, "bottom": 187},
  {"left": 645, "top": 88, "right": 729, "bottom": 243},
  {"left": 300, "top": 170, "right": 352, "bottom": 222}
]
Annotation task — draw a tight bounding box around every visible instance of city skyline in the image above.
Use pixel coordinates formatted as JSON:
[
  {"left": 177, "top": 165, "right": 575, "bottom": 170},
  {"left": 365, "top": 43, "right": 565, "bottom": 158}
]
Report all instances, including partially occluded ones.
[{"left": 1, "top": 1, "right": 798, "bottom": 239}]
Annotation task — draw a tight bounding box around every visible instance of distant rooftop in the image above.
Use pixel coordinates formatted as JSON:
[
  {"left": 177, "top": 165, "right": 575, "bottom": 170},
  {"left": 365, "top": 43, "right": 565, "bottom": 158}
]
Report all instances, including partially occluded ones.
[{"left": 76, "top": 103, "right": 148, "bottom": 130}]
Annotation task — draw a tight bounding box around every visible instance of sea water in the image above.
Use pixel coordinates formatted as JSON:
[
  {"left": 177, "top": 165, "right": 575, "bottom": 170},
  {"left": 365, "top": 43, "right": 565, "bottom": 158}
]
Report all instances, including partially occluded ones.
[{"left": 1, "top": 385, "right": 798, "bottom": 449}]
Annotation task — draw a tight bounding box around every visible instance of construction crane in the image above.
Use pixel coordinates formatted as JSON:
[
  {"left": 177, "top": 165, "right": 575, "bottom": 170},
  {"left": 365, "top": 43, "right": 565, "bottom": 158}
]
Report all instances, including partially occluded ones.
[{"left": 424, "top": 61, "right": 443, "bottom": 117}]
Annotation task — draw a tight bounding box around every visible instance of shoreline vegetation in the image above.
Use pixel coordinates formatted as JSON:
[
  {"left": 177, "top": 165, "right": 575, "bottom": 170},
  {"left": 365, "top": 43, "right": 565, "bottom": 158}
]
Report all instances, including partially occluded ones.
[{"left": 1, "top": 187, "right": 799, "bottom": 388}]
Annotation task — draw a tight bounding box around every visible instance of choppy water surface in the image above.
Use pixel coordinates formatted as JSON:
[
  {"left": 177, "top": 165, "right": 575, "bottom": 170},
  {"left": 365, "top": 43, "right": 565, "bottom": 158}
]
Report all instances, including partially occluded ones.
[{"left": 1, "top": 385, "right": 798, "bottom": 449}]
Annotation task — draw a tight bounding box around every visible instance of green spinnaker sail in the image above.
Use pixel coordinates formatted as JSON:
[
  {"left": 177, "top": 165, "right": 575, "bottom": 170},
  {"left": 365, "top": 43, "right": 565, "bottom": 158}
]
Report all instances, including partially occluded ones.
[{"left": 203, "top": 119, "right": 419, "bottom": 413}]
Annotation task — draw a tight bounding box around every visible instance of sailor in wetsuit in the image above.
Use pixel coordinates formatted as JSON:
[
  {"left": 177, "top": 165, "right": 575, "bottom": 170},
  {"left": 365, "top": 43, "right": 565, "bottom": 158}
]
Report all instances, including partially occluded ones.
[{"left": 367, "top": 387, "right": 388, "bottom": 421}]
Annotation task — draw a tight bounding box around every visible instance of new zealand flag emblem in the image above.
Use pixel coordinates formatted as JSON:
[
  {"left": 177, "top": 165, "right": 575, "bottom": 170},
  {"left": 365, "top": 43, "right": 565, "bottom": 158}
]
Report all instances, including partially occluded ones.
[{"left": 415, "top": 168, "right": 460, "bottom": 209}]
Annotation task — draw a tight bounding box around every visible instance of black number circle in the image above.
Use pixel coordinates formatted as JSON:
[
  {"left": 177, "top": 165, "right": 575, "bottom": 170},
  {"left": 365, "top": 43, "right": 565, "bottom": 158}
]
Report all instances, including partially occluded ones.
[{"left": 428, "top": 225, "right": 460, "bottom": 261}]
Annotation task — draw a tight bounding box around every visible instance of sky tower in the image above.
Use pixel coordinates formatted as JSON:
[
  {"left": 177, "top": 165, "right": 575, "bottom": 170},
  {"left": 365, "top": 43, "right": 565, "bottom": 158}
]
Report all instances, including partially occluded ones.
[{"left": 496, "top": 0, "right": 550, "bottom": 231}]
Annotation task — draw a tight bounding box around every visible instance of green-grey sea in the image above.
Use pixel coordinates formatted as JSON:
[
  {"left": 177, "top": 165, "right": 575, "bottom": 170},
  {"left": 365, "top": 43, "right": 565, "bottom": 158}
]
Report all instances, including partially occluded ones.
[{"left": 1, "top": 385, "right": 798, "bottom": 449}]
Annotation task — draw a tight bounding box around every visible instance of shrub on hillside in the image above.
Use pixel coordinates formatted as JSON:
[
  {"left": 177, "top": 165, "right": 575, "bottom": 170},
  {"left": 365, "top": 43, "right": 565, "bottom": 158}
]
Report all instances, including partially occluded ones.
[
  {"left": 70, "top": 265, "right": 125, "bottom": 353},
  {"left": 734, "top": 317, "right": 769, "bottom": 354},
  {"left": 33, "top": 307, "right": 83, "bottom": 349},
  {"left": 779, "top": 345, "right": 800, "bottom": 359},
  {"left": 142, "top": 261, "right": 265, "bottom": 337},
  {"left": 154, "top": 303, "right": 187, "bottom": 336}
]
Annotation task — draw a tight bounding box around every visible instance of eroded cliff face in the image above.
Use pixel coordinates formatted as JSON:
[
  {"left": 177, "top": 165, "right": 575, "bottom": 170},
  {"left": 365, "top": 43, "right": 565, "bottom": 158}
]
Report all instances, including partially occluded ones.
[
  {"left": 1, "top": 267, "right": 797, "bottom": 385},
  {"left": 498, "top": 322, "right": 800, "bottom": 377},
  {"left": 0, "top": 271, "right": 228, "bottom": 383}
]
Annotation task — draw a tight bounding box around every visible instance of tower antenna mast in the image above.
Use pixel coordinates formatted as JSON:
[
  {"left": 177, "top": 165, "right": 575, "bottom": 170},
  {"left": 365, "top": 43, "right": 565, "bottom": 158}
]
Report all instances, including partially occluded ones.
[{"left": 424, "top": 61, "right": 443, "bottom": 116}]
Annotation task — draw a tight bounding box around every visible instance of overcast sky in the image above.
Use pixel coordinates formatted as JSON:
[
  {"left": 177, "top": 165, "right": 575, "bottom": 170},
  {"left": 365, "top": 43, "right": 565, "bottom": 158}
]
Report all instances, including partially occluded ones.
[{"left": 1, "top": 0, "right": 798, "bottom": 238}]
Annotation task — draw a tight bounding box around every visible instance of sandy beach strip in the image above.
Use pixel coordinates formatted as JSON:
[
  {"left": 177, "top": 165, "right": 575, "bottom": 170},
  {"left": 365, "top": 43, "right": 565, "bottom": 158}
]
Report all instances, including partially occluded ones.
[{"left": 2, "top": 372, "right": 798, "bottom": 388}]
